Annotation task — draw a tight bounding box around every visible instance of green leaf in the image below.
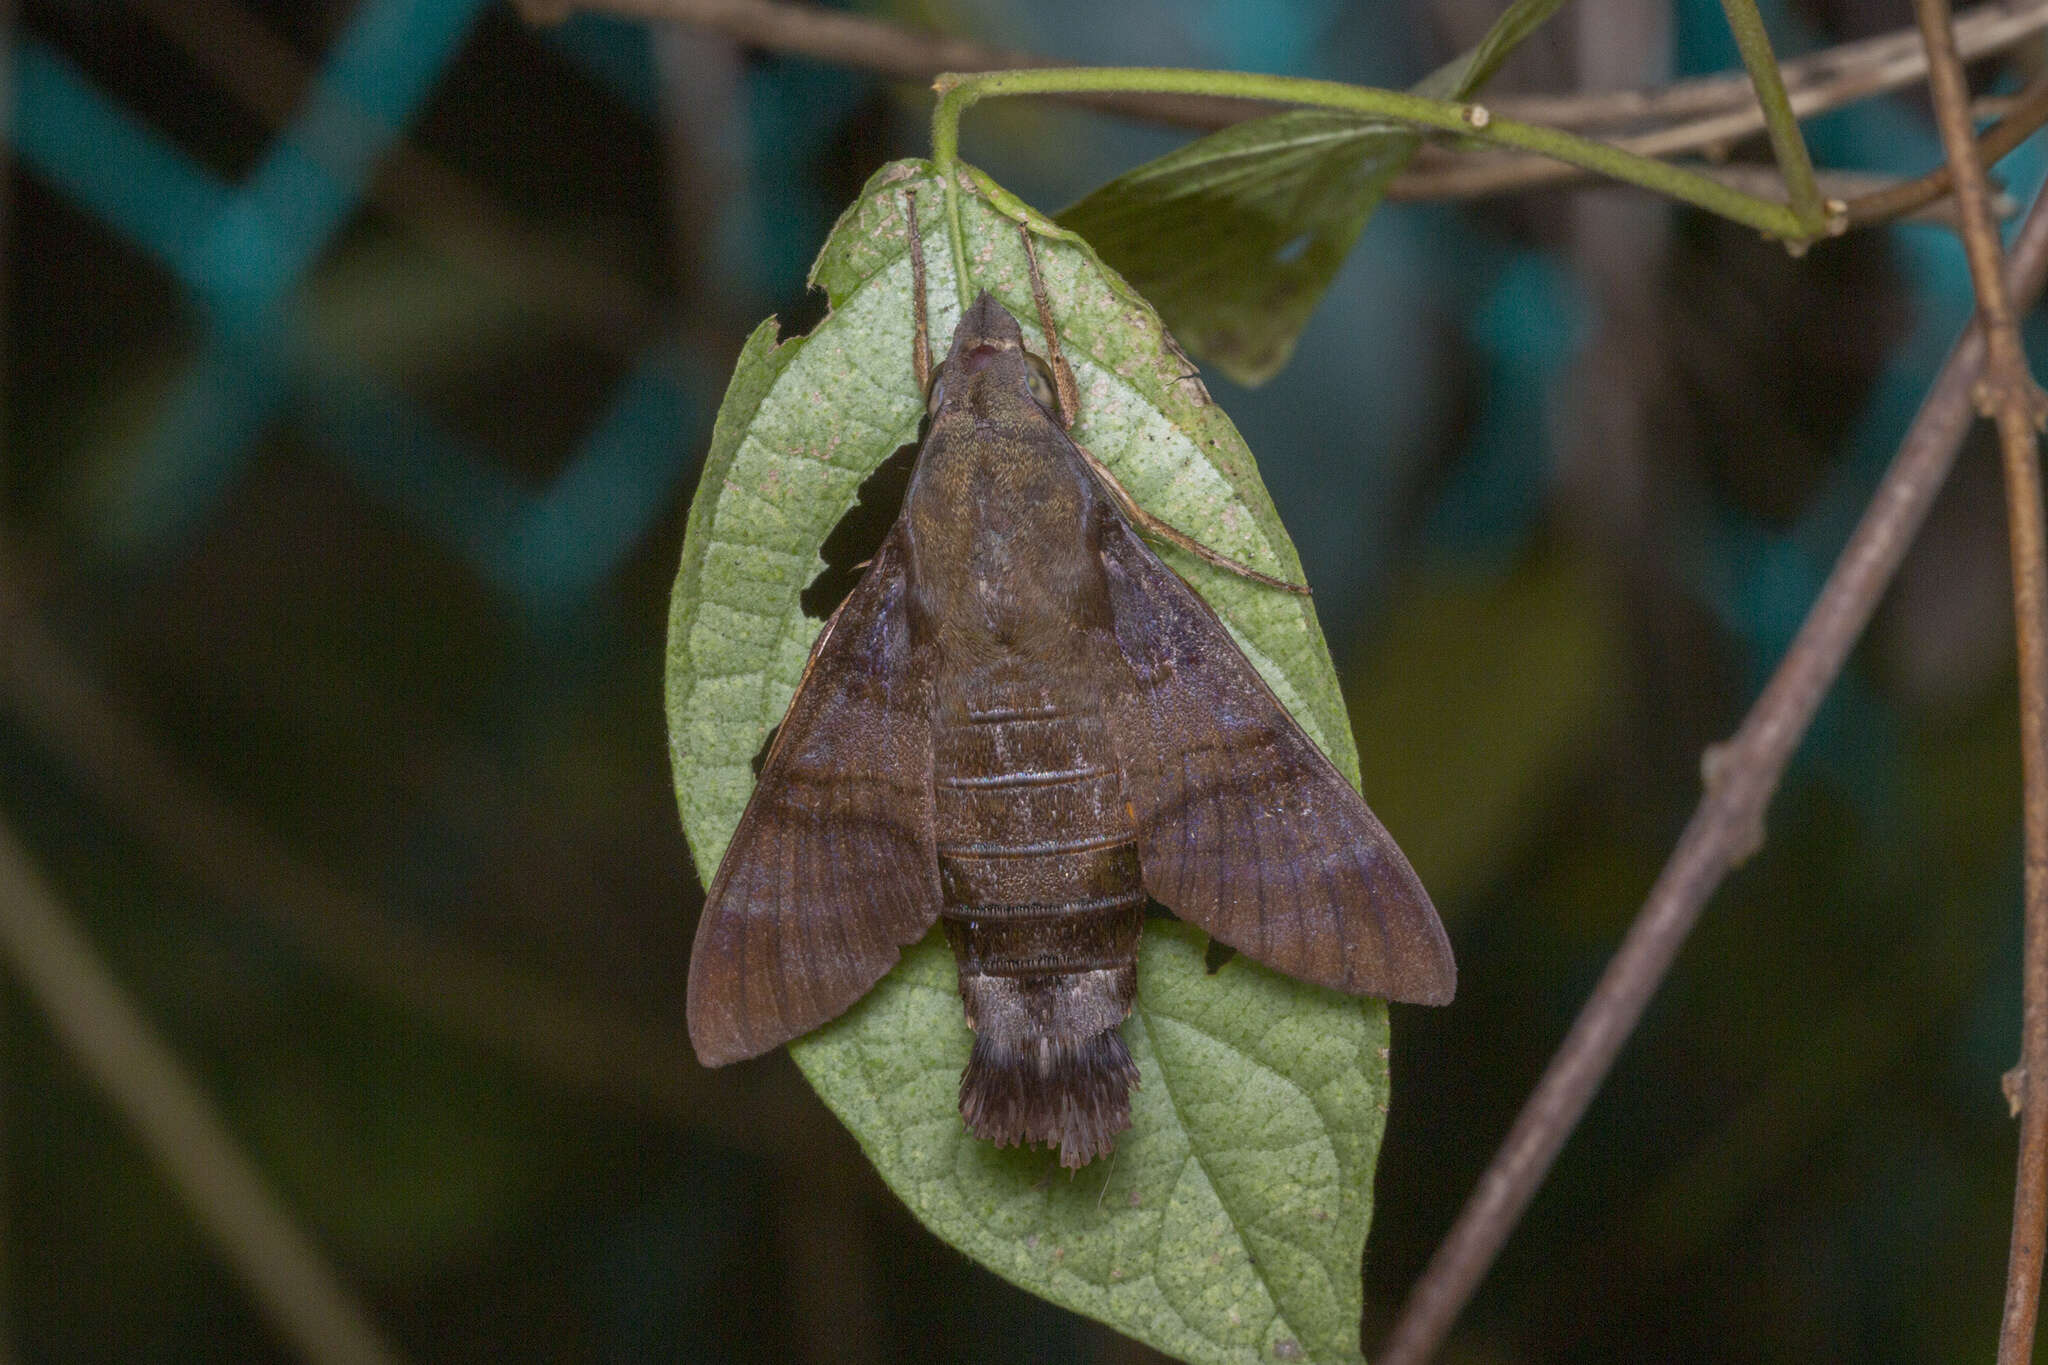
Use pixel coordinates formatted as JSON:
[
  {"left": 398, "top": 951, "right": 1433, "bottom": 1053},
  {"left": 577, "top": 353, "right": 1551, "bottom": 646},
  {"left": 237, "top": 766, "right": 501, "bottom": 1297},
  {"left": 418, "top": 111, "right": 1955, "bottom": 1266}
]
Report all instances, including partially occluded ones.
[
  {"left": 808, "top": 922, "right": 1390, "bottom": 1365},
  {"left": 667, "top": 159, "right": 1395, "bottom": 1363},
  {"left": 1058, "top": 0, "right": 1568, "bottom": 386}
]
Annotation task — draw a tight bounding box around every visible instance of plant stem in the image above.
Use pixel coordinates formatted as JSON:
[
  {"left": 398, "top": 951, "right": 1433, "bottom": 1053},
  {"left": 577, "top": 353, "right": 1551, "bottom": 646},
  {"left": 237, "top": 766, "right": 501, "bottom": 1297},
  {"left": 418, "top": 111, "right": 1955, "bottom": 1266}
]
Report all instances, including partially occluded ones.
[
  {"left": 931, "top": 66, "right": 1815, "bottom": 242},
  {"left": 1717, "top": 0, "right": 1830, "bottom": 236},
  {"left": 554, "top": 0, "right": 2048, "bottom": 225},
  {"left": 550, "top": 0, "right": 2048, "bottom": 140},
  {"left": 928, "top": 166, "right": 966, "bottom": 312},
  {"left": 1842, "top": 71, "right": 2048, "bottom": 228},
  {"left": 1377, "top": 170, "right": 2048, "bottom": 1365},
  {"left": 1908, "top": 5, "right": 2048, "bottom": 1364}
]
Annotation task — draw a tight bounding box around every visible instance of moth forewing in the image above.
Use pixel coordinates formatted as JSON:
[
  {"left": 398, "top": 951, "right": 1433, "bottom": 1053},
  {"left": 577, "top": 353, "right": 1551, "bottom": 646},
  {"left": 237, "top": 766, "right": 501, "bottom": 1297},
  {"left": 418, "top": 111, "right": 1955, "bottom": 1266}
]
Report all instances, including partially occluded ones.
[{"left": 684, "top": 526, "right": 940, "bottom": 1068}]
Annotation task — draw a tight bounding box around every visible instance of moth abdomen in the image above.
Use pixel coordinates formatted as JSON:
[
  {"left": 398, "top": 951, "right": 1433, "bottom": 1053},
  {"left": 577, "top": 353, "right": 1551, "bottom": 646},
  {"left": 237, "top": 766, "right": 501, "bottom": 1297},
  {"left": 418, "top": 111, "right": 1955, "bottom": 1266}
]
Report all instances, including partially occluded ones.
[
  {"left": 943, "top": 896, "right": 1145, "bottom": 984},
  {"left": 933, "top": 690, "right": 1147, "bottom": 1167},
  {"left": 940, "top": 887, "right": 1146, "bottom": 1168}
]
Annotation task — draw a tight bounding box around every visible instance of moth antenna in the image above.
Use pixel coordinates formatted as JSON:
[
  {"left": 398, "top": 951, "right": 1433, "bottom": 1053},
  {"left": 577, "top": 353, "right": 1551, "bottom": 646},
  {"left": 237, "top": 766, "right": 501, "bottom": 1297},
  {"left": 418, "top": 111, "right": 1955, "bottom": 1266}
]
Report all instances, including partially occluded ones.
[
  {"left": 1076, "top": 441, "right": 1312, "bottom": 596},
  {"left": 1017, "top": 224, "right": 1080, "bottom": 430},
  {"left": 905, "top": 190, "right": 932, "bottom": 392}
]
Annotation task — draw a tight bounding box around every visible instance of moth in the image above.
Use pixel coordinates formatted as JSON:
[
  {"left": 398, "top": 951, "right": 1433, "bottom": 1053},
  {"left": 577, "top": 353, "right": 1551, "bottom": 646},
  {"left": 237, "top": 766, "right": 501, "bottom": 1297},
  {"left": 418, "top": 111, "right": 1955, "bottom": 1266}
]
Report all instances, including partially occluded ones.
[{"left": 687, "top": 212, "right": 1454, "bottom": 1167}]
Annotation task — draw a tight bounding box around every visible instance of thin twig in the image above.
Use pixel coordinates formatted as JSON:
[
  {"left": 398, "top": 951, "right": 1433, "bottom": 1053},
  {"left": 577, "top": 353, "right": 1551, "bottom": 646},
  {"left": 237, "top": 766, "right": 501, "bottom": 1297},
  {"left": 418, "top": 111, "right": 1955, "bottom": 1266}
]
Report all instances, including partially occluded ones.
[
  {"left": 1700, "top": 163, "right": 2012, "bottom": 229},
  {"left": 1500, "top": 114, "right": 2041, "bottom": 236},
  {"left": 1487, "top": 0, "right": 2048, "bottom": 131},
  {"left": 0, "top": 820, "right": 402, "bottom": 1365},
  {"left": 543, "top": 0, "right": 2048, "bottom": 132},
  {"left": 1377, "top": 167, "right": 2048, "bottom": 1365},
  {"left": 1716, "top": 0, "right": 1830, "bottom": 235},
  {"left": 1910, "top": 5, "right": 2048, "bottom": 1364},
  {"left": 545, "top": 0, "right": 2048, "bottom": 210},
  {"left": 517, "top": 0, "right": 1041, "bottom": 83},
  {"left": 1391, "top": 0, "right": 2048, "bottom": 205},
  {"left": 1841, "top": 70, "right": 2048, "bottom": 227},
  {"left": 517, "top": 0, "right": 1271, "bottom": 128}
]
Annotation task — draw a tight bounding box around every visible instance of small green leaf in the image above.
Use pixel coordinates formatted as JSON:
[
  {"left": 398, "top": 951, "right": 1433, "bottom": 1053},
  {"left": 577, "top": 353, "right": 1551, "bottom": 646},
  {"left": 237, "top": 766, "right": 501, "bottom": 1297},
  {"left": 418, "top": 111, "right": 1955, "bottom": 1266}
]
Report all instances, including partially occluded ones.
[
  {"left": 1415, "top": 0, "right": 1571, "bottom": 102},
  {"left": 1057, "top": 110, "right": 1415, "bottom": 388},
  {"left": 667, "top": 159, "right": 1397, "bottom": 1362},
  {"left": 1059, "top": 0, "right": 1568, "bottom": 385}
]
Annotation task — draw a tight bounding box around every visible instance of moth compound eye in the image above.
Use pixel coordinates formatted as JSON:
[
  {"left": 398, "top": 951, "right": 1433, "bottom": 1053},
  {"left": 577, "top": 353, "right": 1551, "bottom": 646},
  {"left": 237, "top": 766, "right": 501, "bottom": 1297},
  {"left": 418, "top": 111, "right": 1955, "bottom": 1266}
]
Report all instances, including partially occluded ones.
[
  {"left": 1025, "top": 352, "right": 1061, "bottom": 420},
  {"left": 925, "top": 361, "right": 948, "bottom": 416}
]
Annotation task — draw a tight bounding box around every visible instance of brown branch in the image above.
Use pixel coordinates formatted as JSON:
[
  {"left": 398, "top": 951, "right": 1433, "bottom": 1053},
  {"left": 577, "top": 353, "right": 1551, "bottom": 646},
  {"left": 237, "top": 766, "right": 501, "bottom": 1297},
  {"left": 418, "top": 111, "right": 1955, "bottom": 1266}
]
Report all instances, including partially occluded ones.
[
  {"left": 1484, "top": 0, "right": 2048, "bottom": 131},
  {"left": 1393, "top": 0, "right": 2048, "bottom": 204},
  {"left": 1396, "top": 91, "right": 2035, "bottom": 211},
  {"left": 516, "top": 0, "right": 1275, "bottom": 128},
  {"left": 1377, "top": 161, "right": 2048, "bottom": 1365},
  {"left": 0, "top": 819, "right": 402, "bottom": 1365},
  {"left": 539, "top": 0, "right": 2048, "bottom": 131},
  {"left": 515, "top": 0, "right": 1043, "bottom": 83},
  {"left": 1842, "top": 70, "right": 2048, "bottom": 228},
  {"left": 1700, "top": 163, "right": 2012, "bottom": 228},
  {"left": 1909, "top": 5, "right": 2048, "bottom": 1365}
]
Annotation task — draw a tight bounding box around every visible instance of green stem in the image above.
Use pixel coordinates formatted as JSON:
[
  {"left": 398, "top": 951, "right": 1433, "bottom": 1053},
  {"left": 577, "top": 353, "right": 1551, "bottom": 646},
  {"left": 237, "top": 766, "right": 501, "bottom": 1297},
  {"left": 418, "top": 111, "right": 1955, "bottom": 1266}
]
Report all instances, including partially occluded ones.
[
  {"left": 931, "top": 66, "right": 1816, "bottom": 243},
  {"left": 930, "top": 91, "right": 972, "bottom": 311},
  {"left": 938, "top": 166, "right": 972, "bottom": 313},
  {"left": 1717, "top": 0, "right": 1832, "bottom": 237}
]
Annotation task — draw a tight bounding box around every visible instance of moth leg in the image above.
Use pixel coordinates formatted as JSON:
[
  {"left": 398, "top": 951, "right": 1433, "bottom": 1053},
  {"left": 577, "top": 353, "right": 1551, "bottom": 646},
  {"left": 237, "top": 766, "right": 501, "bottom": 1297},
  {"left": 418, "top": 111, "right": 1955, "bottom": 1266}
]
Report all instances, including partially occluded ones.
[
  {"left": 904, "top": 191, "right": 932, "bottom": 392},
  {"left": 1012, "top": 220, "right": 1304, "bottom": 596},
  {"left": 1017, "top": 225, "right": 1081, "bottom": 431},
  {"left": 1075, "top": 441, "right": 1311, "bottom": 596}
]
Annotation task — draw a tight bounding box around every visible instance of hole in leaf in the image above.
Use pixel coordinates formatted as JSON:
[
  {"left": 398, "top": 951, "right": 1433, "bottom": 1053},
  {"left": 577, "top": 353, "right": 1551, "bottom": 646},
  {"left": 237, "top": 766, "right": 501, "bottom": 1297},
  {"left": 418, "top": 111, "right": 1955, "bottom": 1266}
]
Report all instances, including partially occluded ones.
[
  {"left": 777, "top": 289, "right": 829, "bottom": 343},
  {"left": 750, "top": 723, "right": 780, "bottom": 778},
  {"left": 801, "top": 440, "right": 918, "bottom": 619},
  {"left": 1271, "top": 233, "right": 1313, "bottom": 266},
  {"left": 1203, "top": 936, "right": 1237, "bottom": 975}
]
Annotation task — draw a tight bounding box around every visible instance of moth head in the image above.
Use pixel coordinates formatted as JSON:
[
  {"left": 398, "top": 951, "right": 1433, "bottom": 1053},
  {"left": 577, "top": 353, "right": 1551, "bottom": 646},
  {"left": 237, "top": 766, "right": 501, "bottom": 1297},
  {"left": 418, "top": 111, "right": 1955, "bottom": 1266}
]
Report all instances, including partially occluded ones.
[{"left": 928, "top": 292, "right": 1064, "bottom": 425}]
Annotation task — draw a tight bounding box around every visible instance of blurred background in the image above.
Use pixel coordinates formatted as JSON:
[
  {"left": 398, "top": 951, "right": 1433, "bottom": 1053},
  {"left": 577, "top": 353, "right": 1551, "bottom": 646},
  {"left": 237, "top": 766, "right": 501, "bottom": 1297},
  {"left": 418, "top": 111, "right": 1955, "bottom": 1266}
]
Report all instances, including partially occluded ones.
[{"left": 5, "top": 0, "right": 2048, "bottom": 1359}]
